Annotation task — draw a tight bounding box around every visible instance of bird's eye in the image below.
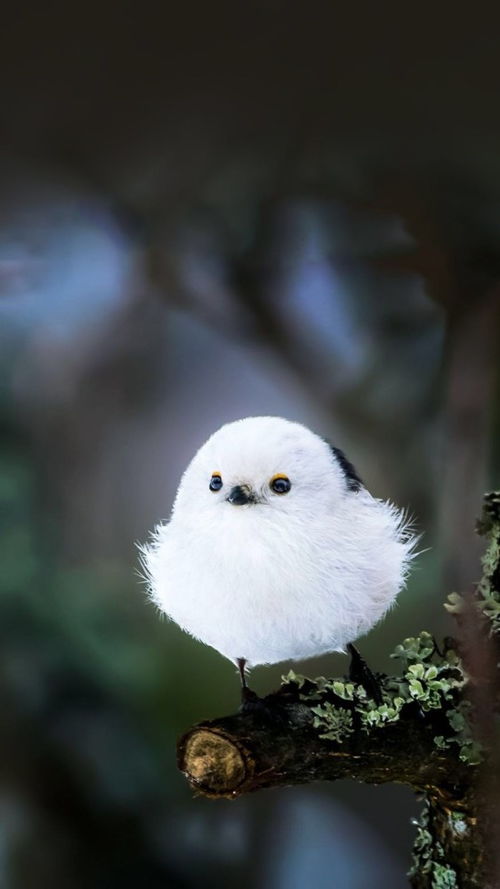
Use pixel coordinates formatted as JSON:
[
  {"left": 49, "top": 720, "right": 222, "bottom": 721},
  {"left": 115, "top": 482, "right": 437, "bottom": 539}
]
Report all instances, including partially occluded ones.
[
  {"left": 270, "top": 474, "right": 291, "bottom": 495},
  {"left": 209, "top": 473, "right": 223, "bottom": 492}
]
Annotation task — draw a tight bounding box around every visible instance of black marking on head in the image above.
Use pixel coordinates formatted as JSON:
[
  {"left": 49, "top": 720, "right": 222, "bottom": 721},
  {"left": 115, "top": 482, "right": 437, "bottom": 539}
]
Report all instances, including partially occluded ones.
[{"left": 328, "top": 443, "right": 363, "bottom": 492}]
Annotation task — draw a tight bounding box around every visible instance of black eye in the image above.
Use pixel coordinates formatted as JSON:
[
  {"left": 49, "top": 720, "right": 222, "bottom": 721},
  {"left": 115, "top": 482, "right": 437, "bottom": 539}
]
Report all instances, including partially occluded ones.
[
  {"left": 209, "top": 474, "right": 223, "bottom": 492},
  {"left": 270, "top": 475, "right": 291, "bottom": 495}
]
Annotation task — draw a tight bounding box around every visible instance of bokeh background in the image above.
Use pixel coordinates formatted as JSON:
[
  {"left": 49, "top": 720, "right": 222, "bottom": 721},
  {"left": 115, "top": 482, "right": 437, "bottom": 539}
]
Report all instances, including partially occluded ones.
[{"left": 1, "top": 3, "right": 500, "bottom": 887}]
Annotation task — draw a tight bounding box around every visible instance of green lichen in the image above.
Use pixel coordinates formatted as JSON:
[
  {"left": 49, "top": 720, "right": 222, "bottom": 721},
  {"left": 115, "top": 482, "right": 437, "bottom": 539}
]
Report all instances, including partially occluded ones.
[
  {"left": 448, "top": 811, "right": 468, "bottom": 838},
  {"left": 445, "top": 490, "right": 500, "bottom": 635},
  {"left": 311, "top": 702, "right": 354, "bottom": 741},
  {"left": 442, "top": 702, "right": 483, "bottom": 765},
  {"left": 431, "top": 864, "right": 459, "bottom": 888},
  {"left": 409, "top": 800, "right": 459, "bottom": 888},
  {"left": 358, "top": 695, "right": 406, "bottom": 729},
  {"left": 283, "top": 631, "right": 474, "bottom": 758},
  {"left": 330, "top": 679, "right": 356, "bottom": 700},
  {"left": 443, "top": 591, "right": 465, "bottom": 616},
  {"left": 390, "top": 632, "right": 465, "bottom": 724},
  {"left": 476, "top": 491, "right": 500, "bottom": 635},
  {"left": 392, "top": 630, "right": 436, "bottom": 664},
  {"left": 283, "top": 669, "right": 306, "bottom": 689},
  {"left": 406, "top": 662, "right": 452, "bottom": 710}
]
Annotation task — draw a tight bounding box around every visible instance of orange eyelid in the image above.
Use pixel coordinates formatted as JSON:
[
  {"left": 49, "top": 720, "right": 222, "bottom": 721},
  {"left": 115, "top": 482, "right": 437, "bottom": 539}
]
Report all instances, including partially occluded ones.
[
  {"left": 270, "top": 473, "right": 289, "bottom": 482},
  {"left": 211, "top": 471, "right": 222, "bottom": 478}
]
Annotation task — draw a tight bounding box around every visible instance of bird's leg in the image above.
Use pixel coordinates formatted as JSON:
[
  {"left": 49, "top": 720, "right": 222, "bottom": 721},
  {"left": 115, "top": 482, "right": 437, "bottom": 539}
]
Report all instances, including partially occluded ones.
[
  {"left": 236, "top": 658, "right": 288, "bottom": 723},
  {"left": 347, "top": 643, "right": 383, "bottom": 705},
  {"left": 237, "top": 658, "right": 257, "bottom": 704},
  {"left": 237, "top": 657, "right": 253, "bottom": 700},
  {"left": 432, "top": 635, "right": 444, "bottom": 658},
  {"left": 237, "top": 657, "right": 248, "bottom": 690}
]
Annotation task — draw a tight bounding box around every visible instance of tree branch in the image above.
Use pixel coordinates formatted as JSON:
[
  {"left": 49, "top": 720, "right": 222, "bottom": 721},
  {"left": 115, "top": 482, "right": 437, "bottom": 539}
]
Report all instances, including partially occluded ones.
[{"left": 178, "top": 687, "right": 470, "bottom": 801}]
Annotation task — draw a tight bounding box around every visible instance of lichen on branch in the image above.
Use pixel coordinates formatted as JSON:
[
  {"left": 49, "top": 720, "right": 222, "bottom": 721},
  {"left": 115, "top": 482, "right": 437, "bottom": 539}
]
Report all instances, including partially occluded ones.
[
  {"left": 177, "top": 493, "right": 500, "bottom": 889},
  {"left": 446, "top": 491, "right": 500, "bottom": 637},
  {"left": 283, "top": 630, "right": 479, "bottom": 765}
]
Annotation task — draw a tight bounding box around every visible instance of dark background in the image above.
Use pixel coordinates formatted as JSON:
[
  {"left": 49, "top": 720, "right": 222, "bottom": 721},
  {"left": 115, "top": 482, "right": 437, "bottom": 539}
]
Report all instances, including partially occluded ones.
[{"left": 1, "top": 3, "right": 499, "bottom": 887}]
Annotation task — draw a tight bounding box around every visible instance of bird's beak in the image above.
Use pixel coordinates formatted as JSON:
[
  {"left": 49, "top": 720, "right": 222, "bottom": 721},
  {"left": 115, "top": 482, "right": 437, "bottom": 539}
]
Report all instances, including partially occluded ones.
[{"left": 226, "top": 484, "right": 254, "bottom": 506}]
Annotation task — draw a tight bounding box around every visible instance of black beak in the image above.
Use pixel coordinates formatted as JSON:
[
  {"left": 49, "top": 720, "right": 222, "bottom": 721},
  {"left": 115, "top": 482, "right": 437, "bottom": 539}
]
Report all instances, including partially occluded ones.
[{"left": 227, "top": 485, "right": 253, "bottom": 506}]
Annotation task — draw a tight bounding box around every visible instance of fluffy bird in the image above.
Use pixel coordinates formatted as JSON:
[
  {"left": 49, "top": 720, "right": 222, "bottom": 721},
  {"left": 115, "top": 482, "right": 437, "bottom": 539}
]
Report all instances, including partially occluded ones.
[{"left": 142, "top": 417, "right": 416, "bottom": 693}]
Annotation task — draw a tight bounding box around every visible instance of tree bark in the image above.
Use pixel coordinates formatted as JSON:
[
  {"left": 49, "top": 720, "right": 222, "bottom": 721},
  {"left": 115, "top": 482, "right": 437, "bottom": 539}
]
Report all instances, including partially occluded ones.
[{"left": 178, "top": 688, "right": 469, "bottom": 799}]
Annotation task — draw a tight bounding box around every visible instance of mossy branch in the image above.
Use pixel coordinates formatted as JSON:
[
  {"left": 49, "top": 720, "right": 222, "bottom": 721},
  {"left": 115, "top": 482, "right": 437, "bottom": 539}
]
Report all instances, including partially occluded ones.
[{"left": 177, "top": 493, "right": 500, "bottom": 889}]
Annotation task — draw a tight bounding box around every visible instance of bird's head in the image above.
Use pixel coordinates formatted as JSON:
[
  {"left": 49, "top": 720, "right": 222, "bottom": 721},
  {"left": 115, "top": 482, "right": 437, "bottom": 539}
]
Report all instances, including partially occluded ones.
[{"left": 172, "top": 416, "right": 363, "bottom": 522}]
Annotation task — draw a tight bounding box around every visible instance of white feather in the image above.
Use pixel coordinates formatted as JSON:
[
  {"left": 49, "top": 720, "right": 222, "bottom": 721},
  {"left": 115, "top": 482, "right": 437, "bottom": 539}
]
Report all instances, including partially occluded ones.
[{"left": 141, "top": 417, "right": 417, "bottom": 668}]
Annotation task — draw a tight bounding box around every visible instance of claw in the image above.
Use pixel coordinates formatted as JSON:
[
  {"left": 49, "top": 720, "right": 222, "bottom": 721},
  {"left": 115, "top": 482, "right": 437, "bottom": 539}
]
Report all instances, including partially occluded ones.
[{"left": 347, "top": 643, "right": 383, "bottom": 705}]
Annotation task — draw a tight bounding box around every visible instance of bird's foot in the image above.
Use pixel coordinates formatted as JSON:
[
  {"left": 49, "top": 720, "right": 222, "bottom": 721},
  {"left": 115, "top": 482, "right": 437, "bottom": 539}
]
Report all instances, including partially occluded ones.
[
  {"left": 240, "top": 685, "right": 260, "bottom": 708},
  {"left": 239, "top": 686, "right": 288, "bottom": 724},
  {"left": 236, "top": 657, "right": 288, "bottom": 722},
  {"left": 347, "top": 643, "right": 383, "bottom": 705}
]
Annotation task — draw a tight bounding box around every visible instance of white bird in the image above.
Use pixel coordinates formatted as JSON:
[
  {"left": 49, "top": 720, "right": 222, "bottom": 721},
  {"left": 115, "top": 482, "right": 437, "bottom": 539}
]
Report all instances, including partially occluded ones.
[{"left": 141, "top": 416, "right": 416, "bottom": 696}]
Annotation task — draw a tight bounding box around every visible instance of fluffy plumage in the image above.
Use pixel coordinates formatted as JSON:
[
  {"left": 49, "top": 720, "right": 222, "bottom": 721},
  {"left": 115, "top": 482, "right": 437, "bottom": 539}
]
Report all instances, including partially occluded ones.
[{"left": 141, "top": 417, "right": 416, "bottom": 668}]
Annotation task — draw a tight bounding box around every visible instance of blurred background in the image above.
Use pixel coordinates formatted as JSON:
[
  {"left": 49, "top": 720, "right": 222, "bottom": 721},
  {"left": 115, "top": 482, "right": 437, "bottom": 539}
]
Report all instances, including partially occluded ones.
[{"left": 1, "top": 3, "right": 499, "bottom": 887}]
